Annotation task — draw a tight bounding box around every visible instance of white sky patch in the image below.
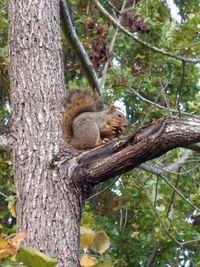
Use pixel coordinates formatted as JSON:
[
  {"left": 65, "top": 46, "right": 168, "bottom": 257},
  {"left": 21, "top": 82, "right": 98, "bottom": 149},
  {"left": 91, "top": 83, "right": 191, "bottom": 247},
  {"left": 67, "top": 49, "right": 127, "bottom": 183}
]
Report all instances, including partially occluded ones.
[
  {"left": 166, "top": 0, "right": 181, "bottom": 23},
  {"left": 114, "top": 100, "right": 126, "bottom": 115}
]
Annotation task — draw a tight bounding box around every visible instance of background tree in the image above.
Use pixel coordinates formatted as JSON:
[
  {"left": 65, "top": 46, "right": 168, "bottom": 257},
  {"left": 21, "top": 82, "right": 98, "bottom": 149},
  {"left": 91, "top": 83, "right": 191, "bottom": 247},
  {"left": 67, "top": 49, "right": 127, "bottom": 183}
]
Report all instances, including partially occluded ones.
[{"left": 0, "top": 0, "right": 200, "bottom": 266}]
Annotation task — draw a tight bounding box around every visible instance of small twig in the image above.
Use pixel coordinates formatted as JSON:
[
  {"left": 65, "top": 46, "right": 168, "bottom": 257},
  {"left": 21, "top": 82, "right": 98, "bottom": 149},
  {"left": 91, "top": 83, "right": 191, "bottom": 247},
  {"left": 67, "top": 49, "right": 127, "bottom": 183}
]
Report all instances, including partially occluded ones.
[
  {"left": 94, "top": 0, "right": 200, "bottom": 63},
  {"left": 122, "top": 0, "right": 137, "bottom": 14},
  {"left": 143, "top": 245, "right": 159, "bottom": 267},
  {"left": 158, "top": 77, "right": 173, "bottom": 117},
  {"left": 174, "top": 41, "right": 200, "bottom": 50},
  {"left": 60, "top": 0, "right": 101, "bottom": 97},
  {"left": 130, "top": 83, "right": 165, "bottom": 128},
  {"left": 182, "top": 238, "right": 200, "bottom": 246},
  {"left": 139, "top": 157, "right": 200, "bottom": 212},
  {"left": 123, "top": 206, "right": 128, "bottom": 228},
  {"left": 104, "top": 0, "right": 122, "bottom": 16},
  {"left": 141, "top": 161, "right": 198, "bottom": 176},
  {"left": 101, "top": 0, "right": 127, "bottom": 86},
  {"left": 87, "top": 176, "right": 119, "bottom": 200},
  {"left": 163, "top": 149, "right": 191, "bottom": 173},
  {"left": 142, "top": 185, "right": 182, "bottom": 246},
  {"left": 141, "top": 176, "right": 200, "bottom": 262},
  {"left": 177, "top": 61, "right": 186, "bottom": 117},
  {"left": 0, "top": 191, "right": 8, "bottom": 198},
  {"left": 159, "top": 174, "right": 200, "bottom": 212},
  {"left": 127, "top": 86, "right": 193, "bottom": 117},
  {"left": 154, "top": 176, "right": 159, "bottom": 207},
  {"left": 167, "top": 166, "right": 181, "bottom": 219}
]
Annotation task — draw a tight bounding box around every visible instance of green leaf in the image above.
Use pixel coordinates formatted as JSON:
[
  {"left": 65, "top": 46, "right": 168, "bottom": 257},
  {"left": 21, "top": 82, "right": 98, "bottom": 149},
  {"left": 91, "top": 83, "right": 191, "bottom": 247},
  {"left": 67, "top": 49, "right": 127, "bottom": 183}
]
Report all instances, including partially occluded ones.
[
  {"left": 16, "top": 247, "right": 58, "bottom": 267},
  {"left": 90, "top": 231, "right": 110, "bottom": 255}
]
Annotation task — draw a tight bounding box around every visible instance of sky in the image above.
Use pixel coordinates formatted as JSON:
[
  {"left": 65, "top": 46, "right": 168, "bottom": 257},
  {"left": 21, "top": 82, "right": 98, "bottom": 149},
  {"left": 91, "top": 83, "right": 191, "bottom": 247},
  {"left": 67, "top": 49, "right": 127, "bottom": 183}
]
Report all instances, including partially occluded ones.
[{"left": 166, "top": 0, "right": 181, "bottom": 23}]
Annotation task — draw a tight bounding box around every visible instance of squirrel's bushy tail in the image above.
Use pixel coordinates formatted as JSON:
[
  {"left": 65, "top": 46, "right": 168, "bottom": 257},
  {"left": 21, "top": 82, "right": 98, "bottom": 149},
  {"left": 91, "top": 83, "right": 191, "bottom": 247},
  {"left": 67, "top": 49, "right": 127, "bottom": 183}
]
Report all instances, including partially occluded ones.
[{"left": 64, "top": 89, "right": 103, "bottom": 140}]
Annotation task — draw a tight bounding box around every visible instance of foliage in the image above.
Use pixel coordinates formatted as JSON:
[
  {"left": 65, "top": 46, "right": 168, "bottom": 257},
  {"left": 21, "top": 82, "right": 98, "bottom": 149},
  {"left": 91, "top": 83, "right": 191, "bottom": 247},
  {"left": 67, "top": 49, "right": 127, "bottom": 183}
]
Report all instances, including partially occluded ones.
[
  {"left": 0, "top": 0, "right": 9, "bottom": 105},
  {"left": 0, "top": 232, "right": 58, "bottom": 267},
  {"left": 16, "top": 247, "right": 58, "bottom": 267},
  {"left": 1, "top": 0, "right": 200, "bottom": 266}
]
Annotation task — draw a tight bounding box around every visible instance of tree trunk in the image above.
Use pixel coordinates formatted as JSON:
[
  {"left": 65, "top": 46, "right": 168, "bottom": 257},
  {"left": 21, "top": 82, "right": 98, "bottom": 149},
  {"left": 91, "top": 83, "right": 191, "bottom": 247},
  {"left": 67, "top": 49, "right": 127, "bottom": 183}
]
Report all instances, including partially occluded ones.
[{"left": 9, "top": 1, "right": 82, "bottom": 266}]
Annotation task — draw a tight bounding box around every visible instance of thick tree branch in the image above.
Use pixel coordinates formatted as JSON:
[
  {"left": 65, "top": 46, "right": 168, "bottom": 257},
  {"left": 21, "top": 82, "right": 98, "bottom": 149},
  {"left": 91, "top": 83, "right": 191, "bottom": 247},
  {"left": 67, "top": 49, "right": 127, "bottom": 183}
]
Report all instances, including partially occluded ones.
[
  {"left": 140, "top": 149, "right": 191, "bottom": 175},
  {"left": 76, "top": 117, "right": 200, "bottom": 184},
  {"left": 60, "top": 0, "right": 101, "bottom": 96},
  {"left": 95, "top": 0, "right": 200, "bottom": 63}
]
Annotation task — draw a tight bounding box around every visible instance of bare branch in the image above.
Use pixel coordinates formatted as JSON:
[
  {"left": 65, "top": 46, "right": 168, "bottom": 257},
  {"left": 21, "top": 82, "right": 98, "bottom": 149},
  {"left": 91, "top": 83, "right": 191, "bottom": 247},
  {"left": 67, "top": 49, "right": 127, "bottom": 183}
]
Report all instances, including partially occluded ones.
[
  {"left": 140, "top": 149, "right": 192, "bottom": 175},
  {"left": 182, "top": 238, "right": 200, "bottom": 246},
  {"left": 60, "top": 0, "right": 101, "bottom": 96},
  {"left": 167, "top": 166, "right": 181, "bottom": 218},
  {"left": 95, "top": 0, "right": 200, "bottom": 63},
  {"left": 127, "top": 86, "right": 193, "bottom": 116},
  {"left": 143, "top": 245, "right": 159, "bottom": 267},
  {"left": 177, "top": 61, "right": 186, "bottom": 117},
  {"left": 87, "top": 176, "right": 119, "bottom": 200},
  {"left": 164, "top": 149, "right": 191, "bottom": 172},
  {"left": 101, "top": 0, "right": 127, "bottom": 85},
  {"left": 142, "top": 185, "right": 182, "bottom": 246},
  {"left": 158, "top": 77, "right": 173, "bottom": 116},
  {"left": 174, "top": 41, "right": 200, "bottom": 50},
  {"left": 104, "top": 0, "right": 122, "bottom": 16},
  {"left": 161, "top": 174, "right": 199, "bottom": 212},
  {"left": 138, "top": 161, "right": 200, "bottom": 212}
]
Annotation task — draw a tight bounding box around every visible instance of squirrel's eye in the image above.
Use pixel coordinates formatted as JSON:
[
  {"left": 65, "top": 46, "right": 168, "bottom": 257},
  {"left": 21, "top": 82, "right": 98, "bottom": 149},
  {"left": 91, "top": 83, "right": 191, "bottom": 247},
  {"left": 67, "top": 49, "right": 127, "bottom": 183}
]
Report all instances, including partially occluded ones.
[{"left": 117, "top": 113, "right": 122, "bottom": 118}]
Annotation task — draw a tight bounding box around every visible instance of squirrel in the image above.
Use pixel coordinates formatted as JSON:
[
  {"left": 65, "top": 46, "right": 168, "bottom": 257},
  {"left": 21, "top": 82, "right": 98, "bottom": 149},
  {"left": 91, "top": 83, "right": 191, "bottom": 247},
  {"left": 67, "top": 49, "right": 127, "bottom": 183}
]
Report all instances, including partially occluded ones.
[{"left": 63, "top": 89, "right": 128, "bottom": 150}]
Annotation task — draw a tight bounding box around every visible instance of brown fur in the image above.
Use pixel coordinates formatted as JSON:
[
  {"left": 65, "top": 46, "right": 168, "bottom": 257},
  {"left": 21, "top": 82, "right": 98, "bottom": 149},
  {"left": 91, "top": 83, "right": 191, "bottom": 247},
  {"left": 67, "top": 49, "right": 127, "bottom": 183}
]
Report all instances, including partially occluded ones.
[{"left": 63, "top": 89, "right": 103, "bottom": 140}]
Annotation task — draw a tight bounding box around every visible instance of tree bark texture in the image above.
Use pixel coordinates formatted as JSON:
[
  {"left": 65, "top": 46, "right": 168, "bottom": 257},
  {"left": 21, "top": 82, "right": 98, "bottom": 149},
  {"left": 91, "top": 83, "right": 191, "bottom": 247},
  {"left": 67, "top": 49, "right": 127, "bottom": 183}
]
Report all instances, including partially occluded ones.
[{"left": 9, "top": 1, "right": 83, "bottom": 266}]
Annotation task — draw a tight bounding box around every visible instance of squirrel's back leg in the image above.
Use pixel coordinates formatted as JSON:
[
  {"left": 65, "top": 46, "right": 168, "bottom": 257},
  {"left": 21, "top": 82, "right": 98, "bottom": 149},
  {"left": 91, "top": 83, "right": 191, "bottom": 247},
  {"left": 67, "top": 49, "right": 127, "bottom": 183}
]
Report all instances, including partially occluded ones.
[{"left": 72, "top": 117, "right": 101, "bottom": 150}]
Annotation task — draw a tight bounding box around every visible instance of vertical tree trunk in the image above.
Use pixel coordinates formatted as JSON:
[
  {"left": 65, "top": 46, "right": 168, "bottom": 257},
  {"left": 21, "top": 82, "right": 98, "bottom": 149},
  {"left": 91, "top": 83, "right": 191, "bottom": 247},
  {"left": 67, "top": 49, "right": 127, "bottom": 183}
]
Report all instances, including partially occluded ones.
[{"left": 9, "top": 1, "right": 82, "bottom": 266}]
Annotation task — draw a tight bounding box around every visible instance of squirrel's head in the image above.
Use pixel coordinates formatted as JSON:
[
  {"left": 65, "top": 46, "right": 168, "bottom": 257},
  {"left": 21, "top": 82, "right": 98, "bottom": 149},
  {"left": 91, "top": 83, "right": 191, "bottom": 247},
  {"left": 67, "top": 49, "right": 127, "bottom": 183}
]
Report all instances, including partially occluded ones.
[{"left": 107, "top": 105, "right": 128, "bottom": 134}]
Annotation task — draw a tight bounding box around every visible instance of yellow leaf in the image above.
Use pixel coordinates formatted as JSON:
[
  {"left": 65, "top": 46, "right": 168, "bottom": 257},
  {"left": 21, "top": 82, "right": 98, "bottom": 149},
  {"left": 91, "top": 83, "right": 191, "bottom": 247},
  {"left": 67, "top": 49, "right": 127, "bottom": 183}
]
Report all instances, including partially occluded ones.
[
  {"left": 80, "top": 255, "right": 96, "bottom": 267},
  {"left": 0, "top": 231, "right": 27, "bottom": 259},
  {"left": 80, "top": 227, "right": 95, "bottom": 249},
  {"left": 9, "top": 231, "right": 27, "bottom": 250},
  {"left": 131, "top": 231, "right": 140, "bottom": 239},
  {"left": 0, "top": 237, "right": 16, "bottom": 259},
  {"left": 90, "top": 230, "right": 110, "bottom": 255}
]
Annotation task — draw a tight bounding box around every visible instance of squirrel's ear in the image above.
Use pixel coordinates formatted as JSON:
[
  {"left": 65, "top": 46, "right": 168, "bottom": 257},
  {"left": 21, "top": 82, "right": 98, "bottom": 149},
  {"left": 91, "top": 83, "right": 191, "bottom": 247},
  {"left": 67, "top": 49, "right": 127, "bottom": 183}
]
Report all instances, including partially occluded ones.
[{"left": 107, "top": 105, "right": 116, "bottom": 114}]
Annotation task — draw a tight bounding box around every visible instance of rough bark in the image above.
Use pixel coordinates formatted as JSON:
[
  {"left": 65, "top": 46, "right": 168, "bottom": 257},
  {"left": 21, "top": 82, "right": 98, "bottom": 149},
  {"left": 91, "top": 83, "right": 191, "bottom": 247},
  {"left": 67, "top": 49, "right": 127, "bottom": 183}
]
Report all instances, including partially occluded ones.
[{"left": 9, "top": 0, "right": 82, "bottom": 266}]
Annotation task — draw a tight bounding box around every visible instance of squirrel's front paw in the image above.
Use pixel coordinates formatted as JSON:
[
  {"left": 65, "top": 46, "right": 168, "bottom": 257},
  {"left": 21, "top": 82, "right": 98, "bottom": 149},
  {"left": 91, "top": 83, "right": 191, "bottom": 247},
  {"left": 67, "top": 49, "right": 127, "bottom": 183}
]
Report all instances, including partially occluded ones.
[{"left": 102, "top": 138, "right": 110, "bottom": 143}]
